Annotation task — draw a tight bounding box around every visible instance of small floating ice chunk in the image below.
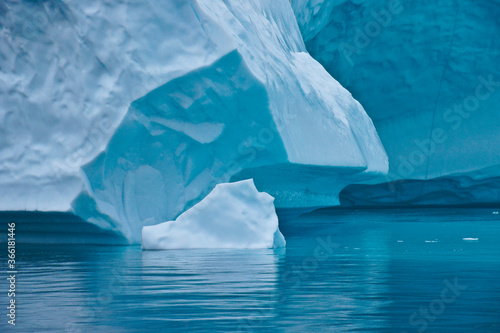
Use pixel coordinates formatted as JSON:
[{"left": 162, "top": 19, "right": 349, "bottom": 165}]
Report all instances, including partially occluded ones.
[
  {"left": 463, "top": 238, "right": 479, "bottom": 242},
  {"left": 142, "top": 179, "right": 285, "bottom": 250},
  {"left": 425, "top": 240, "right": 439, "bottom": 243},
  {"left": 397, "top": 240, "right": 404, "bottom": 243},
  {"left": 493, "top": 211, "right": 499, "bottom": 215}
]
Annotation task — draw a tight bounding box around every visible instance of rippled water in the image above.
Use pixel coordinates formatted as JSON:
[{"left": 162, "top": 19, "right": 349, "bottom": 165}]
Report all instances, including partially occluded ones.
[{"left": 2, "top": 208, "right": 500, "bottom": 332}]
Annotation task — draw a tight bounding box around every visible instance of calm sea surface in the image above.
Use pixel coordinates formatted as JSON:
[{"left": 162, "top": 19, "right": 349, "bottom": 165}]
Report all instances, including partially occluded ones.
[{"left": 1, "top": 208, "right": 500, "bottom": 332}]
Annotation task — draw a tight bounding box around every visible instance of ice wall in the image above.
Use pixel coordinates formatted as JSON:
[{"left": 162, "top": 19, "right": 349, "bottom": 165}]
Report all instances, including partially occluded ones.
[
  {"left": 292, "top": 0, "right": 500, "bottom": 205},
  {"left": 0, "top": 0, "right": 235, "bottom": 210}
]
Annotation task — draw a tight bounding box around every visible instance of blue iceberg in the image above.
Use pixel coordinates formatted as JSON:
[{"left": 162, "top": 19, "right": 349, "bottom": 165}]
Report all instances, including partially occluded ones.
[{"left": 292, "top": 0, "right": 500, "bottom": 206}]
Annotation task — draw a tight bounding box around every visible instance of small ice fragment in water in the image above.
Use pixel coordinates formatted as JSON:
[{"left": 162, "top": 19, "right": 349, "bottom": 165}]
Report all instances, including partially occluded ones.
[
  {"left": 463, "top": 238, "right": 479, "bottom": 242},
  {"left": 142, "top": 179, "right": 285, "bottom": 250}
]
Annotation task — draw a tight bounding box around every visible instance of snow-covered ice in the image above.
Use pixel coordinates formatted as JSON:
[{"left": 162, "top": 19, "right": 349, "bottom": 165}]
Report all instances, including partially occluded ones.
[{"left": 142, "top": 180, "right": 285, "bottom": 250}]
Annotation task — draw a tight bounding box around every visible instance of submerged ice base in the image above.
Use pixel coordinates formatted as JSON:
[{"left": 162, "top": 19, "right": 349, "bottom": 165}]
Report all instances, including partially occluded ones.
[{"left": 142, "top": 180, "right": 285, "bottom": 250}]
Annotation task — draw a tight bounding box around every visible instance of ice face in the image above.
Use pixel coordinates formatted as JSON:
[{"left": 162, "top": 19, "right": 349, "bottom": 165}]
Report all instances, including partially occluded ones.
[
  {"left": 0, "top": 0, "right": 236, "bottom": 211},
  {"left": 1, "top": 0, "right": 387, "bottom": 243},
  {"left": 293, "top": 0, "right": 500, "bottom": 205},
  {"left": 142, "top": 180, "right": 285, "bottom": 250}
]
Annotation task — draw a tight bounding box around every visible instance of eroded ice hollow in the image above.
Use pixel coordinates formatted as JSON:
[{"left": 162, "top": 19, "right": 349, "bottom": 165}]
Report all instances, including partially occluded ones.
[{"left": 142, "top": 180, "right": 286, "bottom": 250}]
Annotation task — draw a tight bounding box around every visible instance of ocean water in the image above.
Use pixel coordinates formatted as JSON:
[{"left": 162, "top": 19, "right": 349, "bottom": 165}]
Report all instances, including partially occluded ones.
[{"left": 1, "top": 208, "right": 500, "bottom": 332}]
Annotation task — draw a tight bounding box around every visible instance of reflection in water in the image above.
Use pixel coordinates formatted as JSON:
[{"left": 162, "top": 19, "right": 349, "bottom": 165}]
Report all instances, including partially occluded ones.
[
  {"left": 140, "top": 249, "right": 283, "bottom": 330},
  {"left": 1, "top": 208, "right": 499, "bottom": 332}
]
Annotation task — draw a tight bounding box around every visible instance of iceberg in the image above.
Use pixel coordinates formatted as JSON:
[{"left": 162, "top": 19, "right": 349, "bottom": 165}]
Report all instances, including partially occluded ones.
[
  {"left": 68, "top": 0, "right": 387, "bottom": 243},
  {"left": 142, "top": 179, "right": 285, "bottom": 250},
  {"left": 1, "top": 0, "right": 387, "bottom": 243},
  {"left": 292, "top": 0, "right": 500, "bottom": 205}
]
